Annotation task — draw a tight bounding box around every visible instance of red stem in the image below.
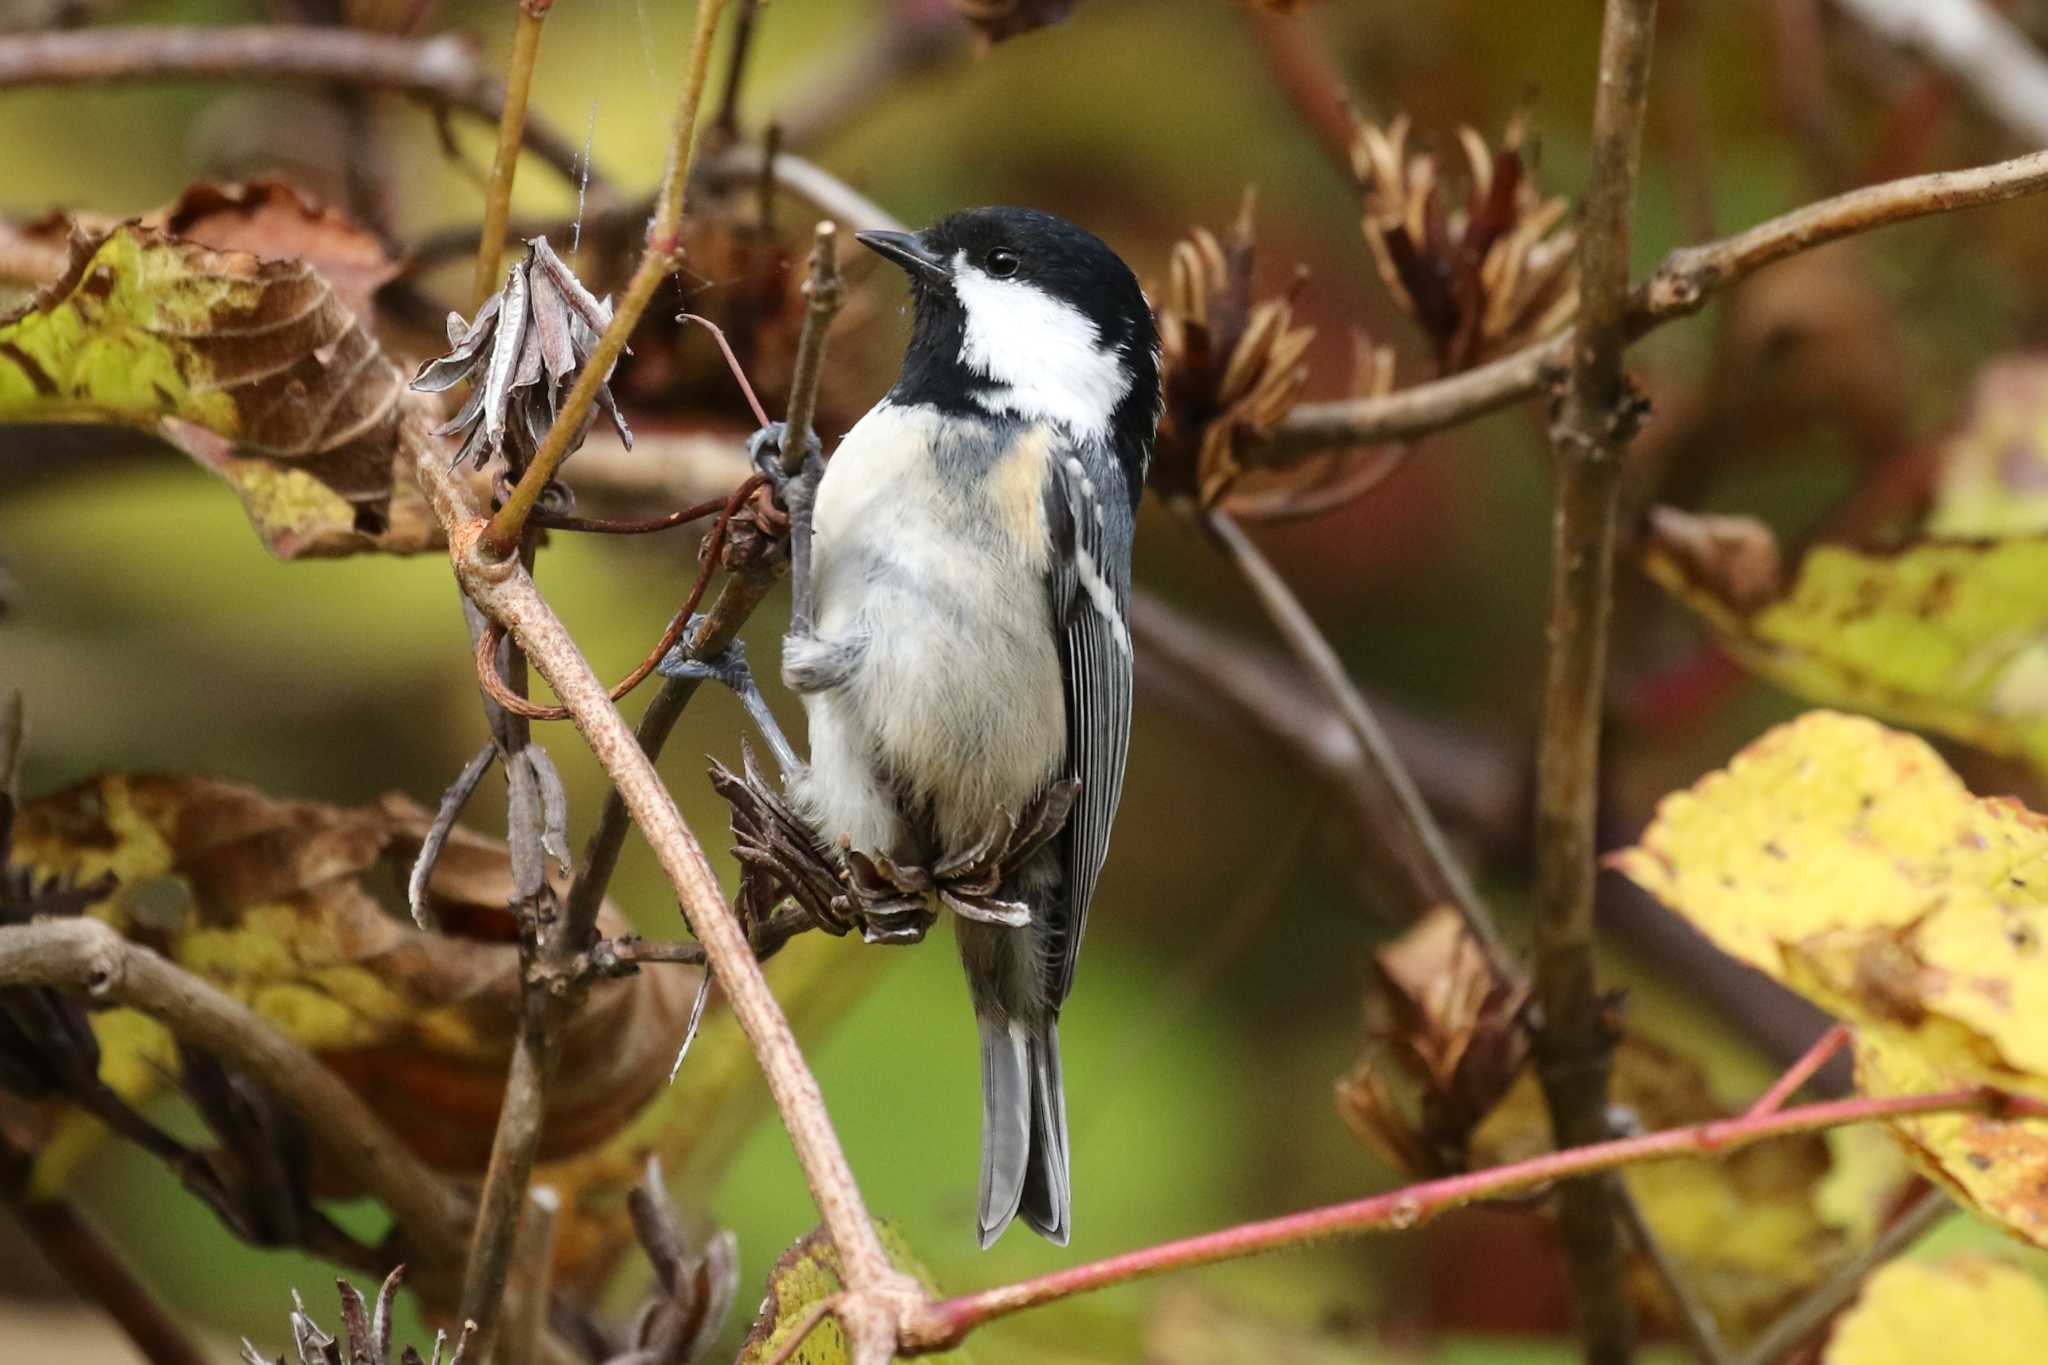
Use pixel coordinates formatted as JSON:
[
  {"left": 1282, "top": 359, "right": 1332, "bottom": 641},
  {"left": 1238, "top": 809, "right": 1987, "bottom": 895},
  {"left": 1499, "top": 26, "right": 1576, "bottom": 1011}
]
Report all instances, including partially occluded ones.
[
  {"left": 916, "top": 1086, "right": 2029, "bottom": 1348},
  {"left": 1744, "top": 1024, "right": 1850, "bottom": 1120}
]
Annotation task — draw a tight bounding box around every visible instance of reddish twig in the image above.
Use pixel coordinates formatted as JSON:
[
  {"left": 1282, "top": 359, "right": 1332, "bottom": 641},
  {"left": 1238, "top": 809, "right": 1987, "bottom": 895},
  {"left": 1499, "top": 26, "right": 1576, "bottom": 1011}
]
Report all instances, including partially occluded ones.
[
  {"left": 532, "top": 495, "right": 732, "bottom": 535},
  {"left": 903, "top": 1087, "right": 2013, "bottom": 1353},
  {"left": 1744, "top": 1024, "right": 1851, "bottom": 1120},
  {"left": 678, "top": 313, "right": 775, "bottom": 428},
  {"left": 471, "top": 474, "right": 765, "bottom": 721}
]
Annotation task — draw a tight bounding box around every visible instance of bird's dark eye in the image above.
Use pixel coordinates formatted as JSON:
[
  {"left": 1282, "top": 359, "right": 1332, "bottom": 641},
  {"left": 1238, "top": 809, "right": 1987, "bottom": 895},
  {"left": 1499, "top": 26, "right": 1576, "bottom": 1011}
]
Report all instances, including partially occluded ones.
[{"left": 985, "top": 248, "right": 1020, "bottom": 278}]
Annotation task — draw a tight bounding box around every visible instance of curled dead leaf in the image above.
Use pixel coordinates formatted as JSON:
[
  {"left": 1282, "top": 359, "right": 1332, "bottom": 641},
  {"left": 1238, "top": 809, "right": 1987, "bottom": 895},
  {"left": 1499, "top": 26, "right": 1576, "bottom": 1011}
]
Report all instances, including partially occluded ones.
[
  {"left": 0, "top": 221, "right": 423, "bottom": 558},
  {"left": 1334, "top": 905, "right": 1528, "bottom": 1175},
  {"left": 8, "top": 773, "right": 696, "bottom": 1187},
  {"left": 142, "top": 179, "right": 403, "bottom": 323}
]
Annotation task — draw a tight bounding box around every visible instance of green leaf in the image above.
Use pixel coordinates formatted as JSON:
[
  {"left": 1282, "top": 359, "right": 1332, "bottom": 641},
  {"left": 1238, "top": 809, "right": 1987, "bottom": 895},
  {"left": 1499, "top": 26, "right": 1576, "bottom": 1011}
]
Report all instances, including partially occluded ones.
[
  {"left": 735, "top": 1223, "right": 973, "bottom": 1365},
  {"left": 0, "top": 224, "right": 426, "bottom": 559},
  {"left": 1642, "top": 507, "right": 2048, "bottom": 775}
]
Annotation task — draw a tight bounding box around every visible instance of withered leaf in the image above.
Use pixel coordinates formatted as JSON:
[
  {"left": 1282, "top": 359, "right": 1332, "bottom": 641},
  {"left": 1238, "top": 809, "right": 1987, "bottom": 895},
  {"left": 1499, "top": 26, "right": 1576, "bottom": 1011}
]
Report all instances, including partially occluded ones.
[
  {"left": 143, "top": 179, "right": 403, "bottom": 324},
  {"left": 7, "top": 773, "right": 695, "bottom": 1188},
  {"left": 0, "top": 223, "right": 420, "bottom": 559},
  {"left": 1334, "top": 905, "right": 1528, "bottom": 1175}
]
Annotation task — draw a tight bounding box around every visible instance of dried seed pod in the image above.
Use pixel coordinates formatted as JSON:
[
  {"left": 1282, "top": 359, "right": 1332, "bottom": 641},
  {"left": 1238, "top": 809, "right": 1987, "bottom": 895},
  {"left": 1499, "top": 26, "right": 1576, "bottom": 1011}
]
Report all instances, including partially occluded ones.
[
  {"left": 1351, "top": 112, "right": 1578, "bottom": 374},
  {"left": 412, "top": 238, "right": 632, "bottom": 478},
  {"left": 1152, "top": 191, "right": 1319, "bottom": 509}
]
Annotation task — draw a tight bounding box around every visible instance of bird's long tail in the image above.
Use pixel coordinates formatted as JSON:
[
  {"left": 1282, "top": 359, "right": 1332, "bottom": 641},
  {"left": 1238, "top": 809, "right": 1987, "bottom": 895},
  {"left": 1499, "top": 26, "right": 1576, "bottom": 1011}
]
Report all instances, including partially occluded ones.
[{"left": 976, "top": 1012, "right": 1070, "bottom": 1247}]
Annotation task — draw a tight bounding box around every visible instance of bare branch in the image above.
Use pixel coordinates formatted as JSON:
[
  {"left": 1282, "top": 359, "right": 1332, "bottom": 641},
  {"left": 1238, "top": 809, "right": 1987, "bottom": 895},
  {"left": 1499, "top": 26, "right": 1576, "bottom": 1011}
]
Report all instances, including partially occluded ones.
[
  {"left": 483, "top": 0, "right": 733, "bottom": 559},
  {"left": 0, "top": 918, "right": 469, "bottom": 1265},
  {"left": 1200, "top": 509, "right": 1515, "bottom": 977},
  {"left": 410, "top": 412, "right": 921, "bottom": 1358},
  {"left": 472, "top": 1, "right": 557, "bottom": 311},
  {"left": 1532, "top": 4, "right": 1660, "bottom": 1362},
  {"left": 0, "top": 26, "right": 601, "bottom": 193},
  {"left": 905, "top": 1087, "right": 2008, "bottom": 1353},
  {"left": 1255, "top": 147, "right": 2048, "bottom": 462}
]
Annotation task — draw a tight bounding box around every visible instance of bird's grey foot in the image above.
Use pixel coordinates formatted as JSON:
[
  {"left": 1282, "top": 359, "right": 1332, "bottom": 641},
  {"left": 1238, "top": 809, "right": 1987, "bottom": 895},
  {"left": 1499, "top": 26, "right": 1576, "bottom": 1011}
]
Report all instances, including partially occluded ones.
[
  {"left": 846, "top": 779, "right": 1083, "bottom": 934},
  {"left": 659, "top": 616, "right": 803, "bottom": 778},
  {"left": 747, "top": 422, "right": 826, "bottom": 635},
  {"left": 840, "top": 849, "right": 940, "bottom": 945},
  {"left": 746, "top": 422, "right": 825, "bottom": 517},
  {"left": 708, "top": 742, "right": 850, "bottom": 948}
]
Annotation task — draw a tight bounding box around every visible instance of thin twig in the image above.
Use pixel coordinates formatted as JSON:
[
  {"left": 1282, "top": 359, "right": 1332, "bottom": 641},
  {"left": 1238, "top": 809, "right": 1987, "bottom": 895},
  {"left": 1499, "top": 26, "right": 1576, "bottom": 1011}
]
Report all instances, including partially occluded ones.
[
  {"left": 469, "top": 473, "right": 764, "bottom": 721},
  {"left": 456, "top": 582, "right": 564, "bottom": 1355},
  {"left": 1617, "top": 1192, "right": 1730, "bottom": 1365},
  {"left": 483, "top": 0, "right": 733, "bottom": 560},
  {"left": 500, "top": 1186, "right": 560, "bottom": 1365},
  {"left": 1743, "top": 1024, "right": 1850, "bottom": 1120},
  {"left": 1532, "top": 4, "right": 1660, "bottom": 1362},
  {"left": 0, "top": 918, "right": 470, "bottom": 1264},
  {"left": 903, "top": 1087, "right": 2028, "bottom": 1354},
  {"left": 714, "top": 0, "right": 761, "bottom": 139},
  {"left": 1254, "top": 147, "right": 2048, "bottom": 462},
  {"left": 412, "top": 412, "right": 919, "bottom": 1362},
  {"left": 473, "top": 1, "right": 557, "bottom": 311},
  {"left": 1201, "top": 508, "right": 1515, "bottom": 979},
  {"left": 1127, "top": 590, "right": 1526, "bottom": 857},
  {"left": 1730, "top": 1183, "right": 1952, "bottom": 1365},
  {"left": 782, "top": 222, "right": 844, "bottom": 475},
  {"left": 0, "top": 26, "right": 601, "bottom": 192}
]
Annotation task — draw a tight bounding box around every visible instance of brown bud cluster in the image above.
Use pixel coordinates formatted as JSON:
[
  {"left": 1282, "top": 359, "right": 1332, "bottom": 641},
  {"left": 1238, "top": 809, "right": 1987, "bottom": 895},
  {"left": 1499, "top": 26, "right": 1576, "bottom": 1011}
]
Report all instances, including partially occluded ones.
[
  {"left": 1153, "top": 193, "right": 1318, "bottom": 508},
  {"left": 1352, "top": 113, "right": 1578, "bottom": 374}
]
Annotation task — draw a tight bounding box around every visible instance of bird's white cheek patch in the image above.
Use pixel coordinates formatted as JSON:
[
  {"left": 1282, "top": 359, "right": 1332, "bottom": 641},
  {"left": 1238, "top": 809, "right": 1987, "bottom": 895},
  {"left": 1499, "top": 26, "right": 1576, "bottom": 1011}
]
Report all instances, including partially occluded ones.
[{"left": 953, "top": 259, "right": 1131, "bottom": 441}]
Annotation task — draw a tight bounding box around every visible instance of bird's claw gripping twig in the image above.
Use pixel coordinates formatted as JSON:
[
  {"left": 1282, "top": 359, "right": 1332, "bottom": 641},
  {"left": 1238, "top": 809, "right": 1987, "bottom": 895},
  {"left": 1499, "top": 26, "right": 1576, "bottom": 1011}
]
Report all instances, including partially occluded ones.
[
  {"left": 747, "top": 421, "right": 825, "bottom": 504},
  {"left": 659, "top": 615, "right": 804, "bottom": 778},
  {"left": 707, "top": 751, "right": 1081, "bottom": 947}
]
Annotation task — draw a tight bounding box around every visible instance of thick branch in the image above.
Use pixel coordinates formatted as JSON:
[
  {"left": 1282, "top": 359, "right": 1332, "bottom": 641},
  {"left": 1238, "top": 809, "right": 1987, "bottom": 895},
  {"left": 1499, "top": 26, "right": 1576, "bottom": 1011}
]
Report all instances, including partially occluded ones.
[
  {"left": 0, "top": 26, "right": 598, "bottom": 191},
  {"left": 0, "top": 918, "right": 469, "bottom": 1265},
  {"left": 904, "top": 1087, "right": 2012, "bottom": 1353},
  {"left": 1255, "top": 147, "right": 2048, "bottom": 461},
  {"left": 1532, "top": 4, "right": 1660, "bottom": 1363}
]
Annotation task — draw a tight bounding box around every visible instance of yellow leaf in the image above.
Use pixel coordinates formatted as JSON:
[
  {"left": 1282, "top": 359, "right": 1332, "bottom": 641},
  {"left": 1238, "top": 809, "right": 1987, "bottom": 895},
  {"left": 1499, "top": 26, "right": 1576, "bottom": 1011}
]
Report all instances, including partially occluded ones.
[
  {"left": 1926, "top": 358, "right": 2048, "bottom": 539},
  {"left": 734, "top": 1223, "right": 973, "bottom": 1365},
  {"left": 1822, "top": 1255, "right": 2048, "bottom": 1365},
  {"left": 1642, "top": 509, "right": 2048, "bottom": 776},
  {"left": 1612, "top": 712, "right": 2048, "bottom": 1244}
]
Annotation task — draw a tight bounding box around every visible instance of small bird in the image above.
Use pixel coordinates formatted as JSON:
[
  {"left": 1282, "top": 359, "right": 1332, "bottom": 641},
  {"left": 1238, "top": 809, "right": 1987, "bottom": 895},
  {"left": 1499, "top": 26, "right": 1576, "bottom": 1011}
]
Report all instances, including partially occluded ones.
[{"left": 781, "top": 207, "right": 1159, "bottom": 1246}]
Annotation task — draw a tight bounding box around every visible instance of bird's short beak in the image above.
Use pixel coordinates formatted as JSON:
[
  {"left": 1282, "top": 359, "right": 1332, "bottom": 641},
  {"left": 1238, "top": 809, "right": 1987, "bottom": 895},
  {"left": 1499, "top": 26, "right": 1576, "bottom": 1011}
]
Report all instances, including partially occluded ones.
[{"left": 855, "top": 230, "right": 953, "bottom": 285}]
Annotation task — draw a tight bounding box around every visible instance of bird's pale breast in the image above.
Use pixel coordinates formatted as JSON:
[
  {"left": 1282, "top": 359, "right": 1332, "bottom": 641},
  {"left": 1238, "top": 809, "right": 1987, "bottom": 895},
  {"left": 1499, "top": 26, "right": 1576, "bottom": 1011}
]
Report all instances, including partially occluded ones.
[{"left": 799, "top": 403, "right": 1067, "bottom": 857}]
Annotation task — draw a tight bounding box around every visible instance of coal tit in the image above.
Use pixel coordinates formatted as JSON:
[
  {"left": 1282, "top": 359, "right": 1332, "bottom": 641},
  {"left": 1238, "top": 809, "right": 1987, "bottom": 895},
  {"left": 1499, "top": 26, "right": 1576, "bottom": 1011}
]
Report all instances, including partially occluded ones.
[{"left": 788, "top": 206, "right": 1159, "bottom": 1246}]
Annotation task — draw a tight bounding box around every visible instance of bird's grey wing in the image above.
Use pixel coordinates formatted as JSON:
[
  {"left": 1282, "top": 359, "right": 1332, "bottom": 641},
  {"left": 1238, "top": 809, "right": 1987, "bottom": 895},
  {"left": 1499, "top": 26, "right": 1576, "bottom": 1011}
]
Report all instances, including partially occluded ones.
[{"left": 1043, "top": 442, "right": 1136, "bottom": 1006}]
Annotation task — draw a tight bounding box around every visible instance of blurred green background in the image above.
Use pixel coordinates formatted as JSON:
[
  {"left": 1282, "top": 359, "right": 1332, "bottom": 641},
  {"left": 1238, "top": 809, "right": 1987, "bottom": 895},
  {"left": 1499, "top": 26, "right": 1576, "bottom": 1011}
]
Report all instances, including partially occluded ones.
[{"left": 8, "top": 0, "right": 2048, "bottom": 1361}]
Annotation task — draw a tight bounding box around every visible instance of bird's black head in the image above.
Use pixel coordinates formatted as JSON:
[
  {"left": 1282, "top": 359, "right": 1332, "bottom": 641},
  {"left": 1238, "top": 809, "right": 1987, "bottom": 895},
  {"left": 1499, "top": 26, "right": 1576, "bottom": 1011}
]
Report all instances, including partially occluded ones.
[{"left": 857, "top": 206, "right": 1160, "bottom": 505}]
